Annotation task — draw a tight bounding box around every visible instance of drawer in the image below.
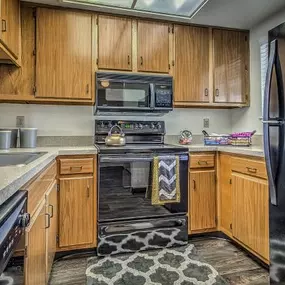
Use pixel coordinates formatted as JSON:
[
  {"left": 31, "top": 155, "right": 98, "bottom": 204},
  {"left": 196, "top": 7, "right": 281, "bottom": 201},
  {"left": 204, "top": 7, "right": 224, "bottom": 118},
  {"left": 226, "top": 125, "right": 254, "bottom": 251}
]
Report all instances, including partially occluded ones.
[
  {"left": 190, "top": 154, "right": 215, "bottom": 169},
  {"left": 231, "top": 157, "right": 267, "bottom": 179},
  {"left": 26, "top": 161, "right": 57, "bottom": 215},
  {"left": 59, "top": 158, "right": 94, "bottom": 175}
]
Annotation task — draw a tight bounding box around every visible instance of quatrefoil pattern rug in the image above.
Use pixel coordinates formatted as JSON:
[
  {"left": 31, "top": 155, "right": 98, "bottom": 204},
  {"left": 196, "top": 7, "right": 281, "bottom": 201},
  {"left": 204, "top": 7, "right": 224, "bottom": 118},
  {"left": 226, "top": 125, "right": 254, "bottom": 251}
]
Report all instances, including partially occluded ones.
[{"left": 86, "top": 244, "right": 228, "bottom": 285}]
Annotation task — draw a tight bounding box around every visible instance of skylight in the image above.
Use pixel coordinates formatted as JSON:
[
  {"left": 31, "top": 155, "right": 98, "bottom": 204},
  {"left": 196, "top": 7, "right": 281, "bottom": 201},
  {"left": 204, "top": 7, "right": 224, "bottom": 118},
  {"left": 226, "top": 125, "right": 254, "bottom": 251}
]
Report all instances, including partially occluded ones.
[{"left": 62, "top": 0, "right": 210, "bottom": 19}]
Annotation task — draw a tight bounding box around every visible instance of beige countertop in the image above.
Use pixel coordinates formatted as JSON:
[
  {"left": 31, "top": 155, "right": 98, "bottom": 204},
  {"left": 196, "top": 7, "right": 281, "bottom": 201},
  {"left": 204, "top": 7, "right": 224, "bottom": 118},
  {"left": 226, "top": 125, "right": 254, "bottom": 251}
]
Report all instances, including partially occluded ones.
[
  {"left": 0, "top": 146, "right": 98, "bottom": 206},
  {"left": 0, "top": 144, "right": 264, "bottom": 206}
]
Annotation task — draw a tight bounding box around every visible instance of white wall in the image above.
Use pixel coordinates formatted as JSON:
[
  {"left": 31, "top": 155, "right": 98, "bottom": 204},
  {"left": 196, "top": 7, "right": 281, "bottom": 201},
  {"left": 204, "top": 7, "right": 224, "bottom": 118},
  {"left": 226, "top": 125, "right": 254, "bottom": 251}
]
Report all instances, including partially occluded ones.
[
  {"left": 231, "top": 9, "right": 285, "bottom": 134},
  {"left": 0, "top": 104, "right": 232, "bottom": 136}
]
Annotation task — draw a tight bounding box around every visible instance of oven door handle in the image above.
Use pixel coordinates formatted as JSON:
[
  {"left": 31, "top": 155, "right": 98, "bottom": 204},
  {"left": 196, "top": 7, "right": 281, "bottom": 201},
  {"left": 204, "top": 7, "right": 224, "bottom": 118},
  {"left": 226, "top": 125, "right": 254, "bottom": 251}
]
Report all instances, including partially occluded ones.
[{"left": 100, "top": 155, "right": 188, "bottom": 163}]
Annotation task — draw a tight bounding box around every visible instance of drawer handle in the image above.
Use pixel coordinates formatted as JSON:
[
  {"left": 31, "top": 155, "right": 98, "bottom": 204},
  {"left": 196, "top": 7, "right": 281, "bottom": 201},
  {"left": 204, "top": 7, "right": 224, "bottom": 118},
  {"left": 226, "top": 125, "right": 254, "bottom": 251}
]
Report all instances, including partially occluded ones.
[
  {"left": 193, "top": 180, "right": 196, "bottom": 190},
  {"left": 246, "top": 167, "right": 257, "bottom": 174},
  {"left": 215, "top": 89, "right": 219, "bottom": 97},
  {"left": 140, "top": 56, "right": 143, "bottom": 66},
  {"left": 128, "top": 55, "right": 131, "bottom": 65},
  {"left": 45, "top": 213, "right": 51, "bottom": 229},
  {"left": 198, "top": 160, "right": 208, "bottom": 165},
  {"left": 70, "top": 166, "right": 83, "bottom": 171},
  {"left": 48, "top": 204, "right": 54, "bottom": 218},
  {"left": 204, "top": 88, "right": 209, "bottom": 97}
]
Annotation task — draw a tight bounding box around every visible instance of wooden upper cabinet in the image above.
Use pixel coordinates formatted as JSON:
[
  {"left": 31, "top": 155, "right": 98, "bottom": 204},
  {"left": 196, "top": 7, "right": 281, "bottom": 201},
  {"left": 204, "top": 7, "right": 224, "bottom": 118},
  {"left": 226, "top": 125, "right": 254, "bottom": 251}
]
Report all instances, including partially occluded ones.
[
  {"left": 232, "top": 172, "right": 269, "bottom": 260},
  {"left": 213, "top": 29, "right": 249, "bottom": 103},
  {"left": 59, "top": 177, "right": 94, "bottom": 248},
  {"left": 137, "top": 20, "right": 170, "bottom": 73},
  {"left": 189, "top": 170, "right": 216, "bottom": 232},
  {"left": 98, "top": 15, "right": 132, "bottom": 71},
  {"left": 174, "top": 25, "right": 209, "bottom": 103},
  {"left": 0, "top": 0, "right": 20, "bottom": 64},
  {"left": 36, "top": 8, "right": 92, "bottom": 100}
]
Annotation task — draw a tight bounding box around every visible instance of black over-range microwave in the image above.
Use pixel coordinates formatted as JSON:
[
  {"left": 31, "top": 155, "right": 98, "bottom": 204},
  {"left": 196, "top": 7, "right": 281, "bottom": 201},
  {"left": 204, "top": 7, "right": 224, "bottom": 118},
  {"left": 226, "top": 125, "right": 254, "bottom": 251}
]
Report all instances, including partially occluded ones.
[{"left": 94, "top": 72, "right": 173, "bottom": 115}]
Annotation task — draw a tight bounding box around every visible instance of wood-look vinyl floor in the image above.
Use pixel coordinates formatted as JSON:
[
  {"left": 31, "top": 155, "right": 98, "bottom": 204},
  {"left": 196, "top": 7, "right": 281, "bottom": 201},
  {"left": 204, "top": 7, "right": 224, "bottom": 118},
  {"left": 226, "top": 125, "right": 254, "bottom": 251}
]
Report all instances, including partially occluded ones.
[{"left": 49, "top": 238, "right": 269, "bottom": 285}]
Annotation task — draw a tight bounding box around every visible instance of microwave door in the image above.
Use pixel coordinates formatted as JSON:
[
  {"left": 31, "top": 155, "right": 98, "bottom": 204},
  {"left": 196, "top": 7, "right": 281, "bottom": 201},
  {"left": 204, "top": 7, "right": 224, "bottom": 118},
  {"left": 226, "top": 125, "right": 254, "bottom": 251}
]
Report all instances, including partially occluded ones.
[{"left": 96, "top": 80, "right": 152, "bottom": 111}]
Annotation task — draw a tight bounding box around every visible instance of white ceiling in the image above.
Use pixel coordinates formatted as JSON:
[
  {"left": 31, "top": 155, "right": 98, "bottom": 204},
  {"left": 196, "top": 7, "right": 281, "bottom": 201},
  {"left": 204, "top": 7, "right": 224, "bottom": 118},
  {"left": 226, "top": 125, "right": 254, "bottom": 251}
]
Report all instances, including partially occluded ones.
[{"left": 22, "top": 0, "right": 285, "bottom": 29}]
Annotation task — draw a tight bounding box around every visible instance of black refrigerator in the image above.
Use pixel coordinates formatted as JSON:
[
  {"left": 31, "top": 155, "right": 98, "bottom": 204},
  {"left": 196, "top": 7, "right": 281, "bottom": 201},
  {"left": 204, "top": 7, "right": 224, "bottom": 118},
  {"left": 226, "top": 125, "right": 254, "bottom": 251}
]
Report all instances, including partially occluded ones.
[{"left": 263, "top": 22, "right": 285, "bottom": 284}]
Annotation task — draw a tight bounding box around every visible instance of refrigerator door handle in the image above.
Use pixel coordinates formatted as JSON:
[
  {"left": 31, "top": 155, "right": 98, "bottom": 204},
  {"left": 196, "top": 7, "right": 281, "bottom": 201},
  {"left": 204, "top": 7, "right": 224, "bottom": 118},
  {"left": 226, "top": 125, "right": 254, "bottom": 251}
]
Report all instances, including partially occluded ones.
[
  {"left": 263, "top": 39, "right": 278, "bottom": 205},
  {"left": 263, "top": 39, "right": 277, "bottom": 121}
]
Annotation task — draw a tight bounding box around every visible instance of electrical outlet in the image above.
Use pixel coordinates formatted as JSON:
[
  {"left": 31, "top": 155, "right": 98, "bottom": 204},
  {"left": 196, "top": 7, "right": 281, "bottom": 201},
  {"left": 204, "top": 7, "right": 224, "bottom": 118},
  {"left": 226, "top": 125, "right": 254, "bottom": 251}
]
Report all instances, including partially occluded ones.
[
  {"left": 203, "top": 118, "right": 210, "bottom": 128},
  {"left": 16, "top": 116, "right": 25, "bottom": 128}
]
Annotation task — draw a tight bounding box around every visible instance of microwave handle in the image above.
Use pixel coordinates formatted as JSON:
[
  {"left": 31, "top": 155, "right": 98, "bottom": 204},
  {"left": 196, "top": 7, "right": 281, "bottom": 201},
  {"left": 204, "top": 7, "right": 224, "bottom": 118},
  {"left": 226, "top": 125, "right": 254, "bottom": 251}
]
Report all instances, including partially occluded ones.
[{"left": 150, "top": 83, "right": 155, "bottom": 109}]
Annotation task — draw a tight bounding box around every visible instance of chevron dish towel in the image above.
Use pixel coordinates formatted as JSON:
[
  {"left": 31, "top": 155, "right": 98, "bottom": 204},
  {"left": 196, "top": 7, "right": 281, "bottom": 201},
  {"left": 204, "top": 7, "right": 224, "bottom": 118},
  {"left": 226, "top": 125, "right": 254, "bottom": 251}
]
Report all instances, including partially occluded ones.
[{"left": 151, "top": 155, "right": 180, "bottom": 205}]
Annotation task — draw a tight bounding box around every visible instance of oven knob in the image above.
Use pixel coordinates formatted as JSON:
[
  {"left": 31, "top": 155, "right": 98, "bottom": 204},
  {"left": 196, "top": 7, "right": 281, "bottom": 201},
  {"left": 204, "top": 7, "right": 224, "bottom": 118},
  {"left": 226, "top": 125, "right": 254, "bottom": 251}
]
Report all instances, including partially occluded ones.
[
  {"left": 134, "top": 124, "right": 138, "bottom": 129},
  {"left": 157, "top": 123, "right": 162, "bottom": 129},
  {"left": 108, "top": 122, "right": 113, "bottom": 128},
  {"left": 100, "top": 121, "right": 104, "bottom": 128},
  {"left": 19, "top": 213, "right": 31, "bottom": 228},
  {"left": 150, "top": 123, "right": 155, "bottom": 129},
  {"left": 138, "top": 123, "right": 143, "bottom": 129}
]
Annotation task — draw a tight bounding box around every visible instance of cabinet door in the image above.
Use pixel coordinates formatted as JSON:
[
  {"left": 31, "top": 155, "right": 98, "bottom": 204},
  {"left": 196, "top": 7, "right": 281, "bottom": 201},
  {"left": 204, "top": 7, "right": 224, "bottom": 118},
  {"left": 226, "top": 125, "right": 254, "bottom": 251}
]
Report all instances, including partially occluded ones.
[
  {"left": 0, "top": 0, "right": 20, "bottom": 58},
  {"left": 219, "top": 154, "right": 232, "bottom": 235},
  {"left": 232, "top": 172, "right": 269, "bottom": 260},
  {"left": 189, "top": 170, "right": 216, "bottom": 231},
  {"left": 59, "top": 177, "right": 94, "bottom": 247},
  {"left": 174, "top": 25, "right": 209, "bottom": 103},
  {"left": 213, "top": 29, "right": 248, "bottom": 103},
  {"left": 98, "top": 15, "right": 132, "bottom": 71},
  {"left": 137, "top": 21, "right": 169, "bottom": 73},
  {"left": 25, "top": 201, "right": 47, "bottom": 285},
  {"left": 36, "top": 8, "right": 92, "bottom": 100},
  {"left": 46, "top": 182, "right": 58, "bottom": 280}
]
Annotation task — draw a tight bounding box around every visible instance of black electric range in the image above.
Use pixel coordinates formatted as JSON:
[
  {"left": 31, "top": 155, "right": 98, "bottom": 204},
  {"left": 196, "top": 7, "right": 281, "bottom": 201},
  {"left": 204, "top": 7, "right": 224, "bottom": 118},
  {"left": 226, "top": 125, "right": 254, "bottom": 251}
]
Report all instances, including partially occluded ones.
[{"left": 95, "top": 120, "right": 189, "bottom": 256}]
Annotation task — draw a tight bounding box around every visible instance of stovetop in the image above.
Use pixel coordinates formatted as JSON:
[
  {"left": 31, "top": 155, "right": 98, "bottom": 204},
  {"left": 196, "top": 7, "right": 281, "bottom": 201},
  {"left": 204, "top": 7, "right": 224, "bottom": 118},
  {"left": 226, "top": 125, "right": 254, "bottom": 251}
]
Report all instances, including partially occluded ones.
[{"left": 95, "top": 143, "right": 188, "bottom": 154}]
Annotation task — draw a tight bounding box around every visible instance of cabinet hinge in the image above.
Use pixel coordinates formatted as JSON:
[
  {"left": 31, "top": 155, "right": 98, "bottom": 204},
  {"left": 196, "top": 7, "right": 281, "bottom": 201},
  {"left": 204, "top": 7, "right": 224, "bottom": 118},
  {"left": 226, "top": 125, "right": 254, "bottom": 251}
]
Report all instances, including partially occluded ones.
[
  {"left": 168, "top": 63, "right": 171, "bottom": 70},
  {"left": 245, "top": 64, "right": 248, "bottom": 71},
  {"left": 229, "top": 178, "right": 232, "bottom": 184},
  {"left": 168, "top": 26, "right": 171, "bottom": 33},
  {"left": 96, "top": 58, "right": 99, "bottom": 65},
  {"left": 172, "top": 60, "right": 175, "bottom": 67},
  {"left": 33, "top": 9, "right": 37, "bottom": 19},
  {"left": 56, "top": 234, "right": 59, "bottom": 245},
  {"left": 230, "top": 223, "right": 233, "bottom": 230},
  {"left": 57, "top": 184, "right": 60, "bottom": 192},
  {"left": 33, "top": 49, "right": 36, "bottom": 56},
  {"left": 215, "top": 217, "right": 218, "bottom": 226},
  {"left": 33, "top": 86, "right": 37, "bottom": 95},
  {"left": 24, "top": 246, "right": 28, "bottom": 258},
  {"left": 245, "top": 35, "right": 248, "bottom": 41},
  {"left": 172, "top": 25, "right": 174, "bottom": 34}
]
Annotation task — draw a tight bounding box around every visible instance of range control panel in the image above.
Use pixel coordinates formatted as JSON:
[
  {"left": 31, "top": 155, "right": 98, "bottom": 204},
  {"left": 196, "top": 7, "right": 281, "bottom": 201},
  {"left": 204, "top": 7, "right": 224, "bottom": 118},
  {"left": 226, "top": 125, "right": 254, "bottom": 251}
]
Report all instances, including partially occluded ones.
[{"left": 95, "top": 120, "right": 165, "bottom": 134}]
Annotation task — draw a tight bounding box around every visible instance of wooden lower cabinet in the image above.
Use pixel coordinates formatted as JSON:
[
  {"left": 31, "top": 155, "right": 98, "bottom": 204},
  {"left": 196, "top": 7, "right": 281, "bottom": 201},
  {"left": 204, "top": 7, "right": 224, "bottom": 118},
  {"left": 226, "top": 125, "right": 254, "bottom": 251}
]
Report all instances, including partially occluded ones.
[
  {"left": 189, "top": 170, "right": 216, "bottom": 232},
  {"left": 219, "top": 154, "right": 233, "bottom": 236},
  {"left": 59, "top": 177, "right": 94, "bottom": 248},
  {"left": 46, "top": 182, "right": 58, "bottom": 280},
  {"left": 25, "top": 200, "right": 47, "bottom": 285},
  {"left": 232, "top": 172, "right": 269, "bottom": 261}
]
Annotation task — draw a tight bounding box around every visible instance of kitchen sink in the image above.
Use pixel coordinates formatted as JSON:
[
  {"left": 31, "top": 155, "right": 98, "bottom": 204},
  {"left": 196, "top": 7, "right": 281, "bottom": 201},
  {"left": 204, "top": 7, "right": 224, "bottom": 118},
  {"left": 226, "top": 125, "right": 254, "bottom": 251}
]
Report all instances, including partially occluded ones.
[{"left": 0, "top": 152, "right": 48, "bottom": 167}]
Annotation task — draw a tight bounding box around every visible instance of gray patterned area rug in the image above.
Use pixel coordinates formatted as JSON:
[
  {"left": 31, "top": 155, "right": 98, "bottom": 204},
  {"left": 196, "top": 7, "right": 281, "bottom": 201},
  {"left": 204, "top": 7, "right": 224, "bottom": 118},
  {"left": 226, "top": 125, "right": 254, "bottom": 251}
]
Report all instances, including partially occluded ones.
[{"left": 86, "top": 244, "right": 228, "bottom": 285}]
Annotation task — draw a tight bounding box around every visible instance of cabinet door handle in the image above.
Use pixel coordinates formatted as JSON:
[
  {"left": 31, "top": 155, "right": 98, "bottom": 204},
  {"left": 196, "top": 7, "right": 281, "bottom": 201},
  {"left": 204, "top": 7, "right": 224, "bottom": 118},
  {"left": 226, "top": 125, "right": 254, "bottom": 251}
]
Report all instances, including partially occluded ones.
[
  {"left": 246, "top": 167, "right": 257, "bottom": 174},
  {"left": 193, "top": 180, "right": 196, "bottom": 190},
  {"left": 128, "top": 55, "right": 130, "bottom": 65},
  {"left": 215, "top": 89, "right": 219, "bottom": 97},
  {"left": 198, "top": 160, "right": 208, "bottom": 165},
  {"left": 140, "top": 56, "right": 143, "bottom": 66},
  {"left": 204, "top": 88, "right": 209, "bottom": 97},
  {"left": 1, "top": 19, "right": 6, "bottom": 32},
  {"left": 86, "top": 84, "right": 89, "bottom": 94},
  {"left": 45, "top": 213, "right": 51, "bottom": 229},
  {"left": 87, "top": 185, "right": 90, "bottom": 198},
  {"left": 48, "top": 204, "right": 54, "bottom": 218},
  {"left": 70, "top": 166, "right": 83, "bottom": 172}
]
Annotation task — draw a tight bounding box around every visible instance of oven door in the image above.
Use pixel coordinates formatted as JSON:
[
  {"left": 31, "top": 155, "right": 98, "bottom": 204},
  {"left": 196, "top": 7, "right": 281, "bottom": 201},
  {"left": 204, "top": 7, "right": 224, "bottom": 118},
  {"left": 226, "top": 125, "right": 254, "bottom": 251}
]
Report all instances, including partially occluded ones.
[
  {"left": 98, "top": 153, "right": 188, "bottom": 223},
  {"left": 96, "top": 80, "right": 152, "bottom": 111}
]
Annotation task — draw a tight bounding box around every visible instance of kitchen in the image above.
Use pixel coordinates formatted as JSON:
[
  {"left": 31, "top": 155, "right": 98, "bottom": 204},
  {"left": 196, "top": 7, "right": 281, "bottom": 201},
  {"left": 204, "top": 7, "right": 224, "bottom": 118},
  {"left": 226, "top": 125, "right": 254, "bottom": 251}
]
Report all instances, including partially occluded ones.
[{"left": 0, "top": 0, "right": 284, "bottom": 284}]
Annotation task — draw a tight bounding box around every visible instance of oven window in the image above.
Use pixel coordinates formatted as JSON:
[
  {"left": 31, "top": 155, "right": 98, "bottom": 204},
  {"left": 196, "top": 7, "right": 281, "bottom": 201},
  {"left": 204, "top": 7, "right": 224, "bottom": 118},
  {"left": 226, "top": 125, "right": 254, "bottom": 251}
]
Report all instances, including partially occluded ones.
[
  {"left": 97, "top": 81, "right": 150, "bottom": 108},
  {"left": 99, "top": 157, "right": 188, "bottom": 222}
]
